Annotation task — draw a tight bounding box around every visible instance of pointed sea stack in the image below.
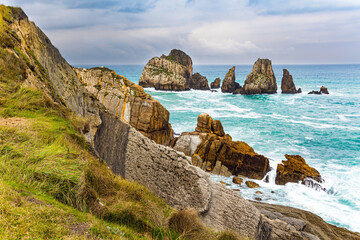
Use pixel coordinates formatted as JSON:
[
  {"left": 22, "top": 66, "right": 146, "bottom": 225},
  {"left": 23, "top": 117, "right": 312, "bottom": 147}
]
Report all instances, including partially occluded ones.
[
  {"left": 281, "top": 69, "right": 301, "bottom": 94},
  {"left": 243, "top": 58, "right": 277, "bottom": 94},
  {"left": 221, "top": 66, "right": 240, "bottom": 93}
]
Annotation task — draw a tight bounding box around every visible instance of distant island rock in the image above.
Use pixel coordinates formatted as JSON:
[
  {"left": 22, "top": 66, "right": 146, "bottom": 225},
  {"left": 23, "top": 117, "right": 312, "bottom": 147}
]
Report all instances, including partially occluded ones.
[
  {"left": 281, "top": 69, "right": 301, "bottom": 94},
  {"left": 221, "top": 66, "right": 242, "bottom": 93},
  {"left": 139, "top": 49, "right": 210, "bottom": 91},
  {"left": 210, "top": 77, "right": 221, "bottom": 89},
  {"left": 308, "top": 86, "right": 329, "bottom": 95},
  {"left": 243, "top": 58, "right": 277, "bottom": 94}
]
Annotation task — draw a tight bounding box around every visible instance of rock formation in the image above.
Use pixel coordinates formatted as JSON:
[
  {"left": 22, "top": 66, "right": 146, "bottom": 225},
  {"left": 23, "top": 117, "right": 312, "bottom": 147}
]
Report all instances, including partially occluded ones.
[
  {"left": 190, "top": 73, "right": 210, "bottom": 90},
  {"left": 210, "top": 77, "right": 221, "bottom": 89},
  {"left": 172, "top": 113, "right": 270, "bottom": 180},
  {"left": 75, "top": 67, "right": 174, "bottom": 145},
  {"left": 221, "top": 66, "right": 241, "bottom": 93},
  {"left": 139, "top": 49, "right": 192, "bottom": 91},
  {"left": 308, "top": 86, "right": 329, "bottom": 95},
  {"left": 281, "top": 69, "right": 301, "bottom": 94},
  {"left": 243, "top": 58, "right": 277, "bottom": 94},
  {"left": 275, "top": 154, "right": 323, "bottom": 185}
]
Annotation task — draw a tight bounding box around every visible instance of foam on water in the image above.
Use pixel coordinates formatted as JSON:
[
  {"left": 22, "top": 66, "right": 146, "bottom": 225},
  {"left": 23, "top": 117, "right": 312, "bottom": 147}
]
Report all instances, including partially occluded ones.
[{"left": 79, "top": 64, "right": 360, "bottom": 232}]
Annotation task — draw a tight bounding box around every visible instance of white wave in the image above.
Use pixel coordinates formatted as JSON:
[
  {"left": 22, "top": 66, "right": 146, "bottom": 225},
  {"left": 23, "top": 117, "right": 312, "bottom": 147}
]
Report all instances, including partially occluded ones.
[{"left": 337, "top": 114, "right": 350, "bottom": 122}]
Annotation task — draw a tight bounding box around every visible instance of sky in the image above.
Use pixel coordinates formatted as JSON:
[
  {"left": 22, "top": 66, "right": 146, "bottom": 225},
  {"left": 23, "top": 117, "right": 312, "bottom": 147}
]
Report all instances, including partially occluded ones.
[{"left": 2, "top": 0, "right": 360, "bottom": 65}]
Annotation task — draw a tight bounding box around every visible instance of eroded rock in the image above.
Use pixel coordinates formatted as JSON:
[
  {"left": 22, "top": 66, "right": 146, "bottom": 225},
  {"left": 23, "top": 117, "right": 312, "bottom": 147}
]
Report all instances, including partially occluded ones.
[
  {"left": 210, "top": 77, "right": 221, "bottom": 89},
  {"left": 281, "top": 69, "right": 301, "bottom": 94},
  {"left": 233, "top": 176, "right": 243, "bottom": 185},
  {"left": 190, "top": 73, "right": 210, "bottom": 90},
  {"left": 246, "top": 180, "right": 260, "bottom": 188},
  {"left": 221, "top": 66, "right": 240, "bottom": 93},
  {"left": 243, "top": 58, "right": 277, "bottom": 94}
]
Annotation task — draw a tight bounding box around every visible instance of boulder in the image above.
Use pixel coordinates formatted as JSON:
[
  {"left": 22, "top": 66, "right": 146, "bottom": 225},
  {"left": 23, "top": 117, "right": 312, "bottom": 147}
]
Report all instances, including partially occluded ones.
[
  {"left": 275, "top": 154, "right": 323, "bottom": 185},
  {"left": 139, "top": 49, "right": 193, "bottom": 91},
  {"left": 210, "top": 77, "right": 221, "bottom": 89},
  {"left": 243, "top": 58, "right": 277, "bottom": 94},
  {"left": 221, "top": 66, "right": 240, "bottom": 93},
  {"left": 246, "top": 180, "right": 260, "bottom": 188},
  {"left": 308, "top": 86, "right": 329, "bottom": 95},
  {"left": 195, "top": 113, "right": 213, "bottom": 133},
  {"left": 281, "top": 69, "right": 301, "bottom": 94},
  {"left": 190, "top": 73, "right": 210, "bottom": 90},
  {"left": 75, "top": 68, "right": 174, "bottom": 145},
  {"left": 233, "top": 176, "right": 243, "bottom": 185}
]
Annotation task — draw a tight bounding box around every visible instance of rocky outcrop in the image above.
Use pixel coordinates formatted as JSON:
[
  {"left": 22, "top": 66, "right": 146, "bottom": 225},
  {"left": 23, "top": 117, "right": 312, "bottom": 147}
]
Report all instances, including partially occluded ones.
[
  {"left": 275, "top": 155, "right": 323, "bottom": 185},
  {"left": 190, "top": 73, "right": 210, "bottom": 90},
  {"left": 221, "top": 66, "right": 240, "bottom": 93},
  {"left": 139, "top": 49, "right": 192, "bottom": 91},
  {"left": 210, "top": 77, "right": 221, "bottom": 89},
  {"left": 281, "top": 69, "right": 301, "bottom": 94},
  {"left": 308, "top": 86, "right": 329, "bottom": 95},
  {"left": 243, "top": 58, "right": 277, "bottom": 94},
  {"left": 172, "top": 113, "right": 270, "bottom": 180},
  {"left": 253, "top": 201, "right": 360, "bottom": 240},
  {"left": 75, "top": 67, "right": 174, "bottom": 145}
]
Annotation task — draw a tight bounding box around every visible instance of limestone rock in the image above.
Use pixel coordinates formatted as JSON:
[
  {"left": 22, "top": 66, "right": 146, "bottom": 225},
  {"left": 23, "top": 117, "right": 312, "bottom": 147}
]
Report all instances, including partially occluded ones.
[
  {"left": 233, "top": 176, "right": 243, "bottom": 185},
  {"left": 221, "top": 66, "right": 240, "bottom": 93},
  {"left": 172, "top": 132, "right": 201, "bottom": 156},
  {"left": 139, "top": 49, "right": 193, "bottom": 91},
  {"left": 281, "top": 69, "right": 301, "bottom": 94},
  {"left": 190, "top": 73, "right": 210, "bottom": 90},
  {"left": 246, "top": 180, "right": 260, "bottom": 188},
  {"left": 210, "top": 77, "right": 221, "bottom": 89},
  {"left": 195, "top": 113, "right": 214, "bottom": 133},
  {"left": 275, "top": 155, "right": 323, "bottom": 185},
  {"left": 75, "top": 67, "right": 174, "bottom": 145},
  {"left": 243, "top": 58, "right": 277, "bottom": 94}
]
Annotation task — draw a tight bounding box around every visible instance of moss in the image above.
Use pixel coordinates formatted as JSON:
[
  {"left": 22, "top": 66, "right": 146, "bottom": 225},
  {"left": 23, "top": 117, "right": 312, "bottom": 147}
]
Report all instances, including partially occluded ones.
[
  {"left": 150, "top": 65, "right": 172, "bottom": 76},
  {"left": 94, "top": 83, "right": 102, "bottom": 91}
]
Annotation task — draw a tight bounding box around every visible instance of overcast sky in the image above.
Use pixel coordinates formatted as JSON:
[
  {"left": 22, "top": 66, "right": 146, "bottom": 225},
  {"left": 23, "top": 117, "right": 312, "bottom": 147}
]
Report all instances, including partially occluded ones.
[{"left": 2, "top": 0, "right": 360, "bottom": 65}]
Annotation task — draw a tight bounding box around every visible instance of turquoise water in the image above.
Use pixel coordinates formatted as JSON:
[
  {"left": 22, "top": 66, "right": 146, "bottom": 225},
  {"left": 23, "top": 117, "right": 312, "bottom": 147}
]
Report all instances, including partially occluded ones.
[{"left": 78, "top": 64, "right": 360, "bottom": 232}]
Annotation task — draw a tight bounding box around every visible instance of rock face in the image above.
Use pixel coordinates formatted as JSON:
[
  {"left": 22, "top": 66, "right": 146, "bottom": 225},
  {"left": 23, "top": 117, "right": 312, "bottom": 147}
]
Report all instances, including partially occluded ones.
[
  {"left": 75, "top": 67, "right": 174, "bottom": 145},
  {"left": 172, "top": 113, "right": 270, "bottom": 180},
  {"left": 221, "top": 66, "right": 240, "bottom": 93},
  {"left": 281, "top": 69, "right": 301, "bottom": 94},
  {"left": 210, "top": 77, "right": 221, "bottom": 89},
  {"left": 243, "top": 58, "right": 277, "bottom": 94},
  {"left": 190, "top": 73, "right": 210, "bottom": 90},
  {"left": 308, "top": 86, "right": 329, "bottom": 95},
  {"left": 139, "top": 49, "right": 192, "bottom": 91},
  {"left": 275, "top": 155, "right": 323, "bottom": 185}
]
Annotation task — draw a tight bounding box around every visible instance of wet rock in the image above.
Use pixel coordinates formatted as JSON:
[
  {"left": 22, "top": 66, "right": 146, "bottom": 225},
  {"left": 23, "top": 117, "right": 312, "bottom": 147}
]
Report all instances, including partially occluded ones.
[
  {"left": 139, "top": 49, "right": 192, "bottom": 91},
  {"left": 246, "top": 181, "right": 260, "bottom": 188},
  {"left": 255, "top": 197, "right": 262, "bottom": 201},
  {"left": 281, "top": 69, "right": 301, "bottom": 94},
  {"left": 211, "top": 90, "right": 217, "bottom": 92},
  {"left": 233, "top": 176, "right": 243, "bottom": 185},
  {"left": 232, "top": 87, "right": 245, "bottom": 95},
  {"left": 221, "top": 66, "right": 240, "bottom": 93},
  {"left": 320, "top": 86, "right": 329, "bottom": 94},
  {"left": 256, "top": 191, "right": 263, "bottom": 194},
  {"left": 275, "top": 154, "right": 323, "bottom": 185},
  {"left": 233, "top": 189, "right": 241, "bottom": 192},
  {"left": 243, "top": 58, "right": 277, "bottom": 94},
  {"left": 211, "top": 77, "right": 221, "bottom": 89},
  {"left": 190, "top": 73, "right": 210, "bottom": 90},
  {"left": 220, "top": 181, "right": 226, "bottom": 185}
]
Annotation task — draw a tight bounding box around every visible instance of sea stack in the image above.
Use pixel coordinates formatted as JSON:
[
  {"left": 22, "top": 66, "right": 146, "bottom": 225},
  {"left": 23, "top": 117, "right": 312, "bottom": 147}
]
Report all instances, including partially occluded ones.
[
  {"left": 210, "top": 77, "right": 221, "bottom": 89},
  {"left": 139, "top": 49, "right": 193, "bottom": 91},
  {"left": 281, "top": 69, "right": 301, "bottom": 94},
  {"left": 190, "top": 73, "right": 210, "bottom": 90},
  {"left": 243, "top": 58, "right": 277, "bottom": 94},
  {"left": 221, "top": 66, "right": 241, "bottom": 93}
]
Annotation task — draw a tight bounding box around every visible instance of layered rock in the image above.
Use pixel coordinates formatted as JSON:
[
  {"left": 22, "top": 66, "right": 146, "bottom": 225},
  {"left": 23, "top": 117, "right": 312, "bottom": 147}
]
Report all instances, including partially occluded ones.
[
  {"left": 308, "top": 86, "right": 329, "bottom": 95},
  {"left": 281, "top": 69, "right": 301, "bottom": 94},
  {"left": 221, "top": 66, "right": 241, "bottom": 93},
  {"left": 139, "top": 49, "right": 192, "bottom": 91},
  {"left": 75, "top": 67, "right": 174, "bottom": 145},
  {"left": 243, "top": 58, "right": 277, "bottom": 94},
  {"left": 190, "top": 73, "right": 210, "bottom": 90},
  {"left": 172, "top": 113, "right": 270, "bottom": 180},
  {"left": 210, "top": 77, "right": 221, "bottom": 89},
  {"left": 275, "top": 154, "right": 323, "bottom": 185}
]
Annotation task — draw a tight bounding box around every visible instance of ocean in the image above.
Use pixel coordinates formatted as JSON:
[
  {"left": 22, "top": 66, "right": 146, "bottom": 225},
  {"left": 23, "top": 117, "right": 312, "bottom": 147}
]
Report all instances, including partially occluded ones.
[{"left": 77, "top": 64, "right": 360, "bottom": 232}]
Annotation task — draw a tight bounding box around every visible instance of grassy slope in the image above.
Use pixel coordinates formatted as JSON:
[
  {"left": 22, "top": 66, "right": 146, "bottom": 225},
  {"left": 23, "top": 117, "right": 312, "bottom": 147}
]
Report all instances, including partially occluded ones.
[{"left": 0, "top": 5, "right": 245, "bottom": 240}]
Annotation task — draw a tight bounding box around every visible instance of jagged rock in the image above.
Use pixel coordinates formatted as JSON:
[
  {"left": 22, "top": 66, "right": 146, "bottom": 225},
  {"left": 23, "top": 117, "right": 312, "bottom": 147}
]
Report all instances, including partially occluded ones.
[
  {"left": 256, "top": 191, "right": 263, "bottom": 194},
  {"left": 75, "top": 68, "right": 174, "bottom": 145},
  {"left": 233, "top": 87, "right": 245, "bottom": 95},
  {"left": 173, "top": 113, "right": 270, "bottom": 179},
  {"left": 275, "top": 155, "right": 323, "bottom": 185},
  {"left": 308, "top": 86, "right": 329, "bottom": 95},
  {"left": 190, "top": 73, "right": 210, "bottom": 90},
  {"left": 139, "top": 49, "right": 193, "bottom": 91},
  {"left": 243, "top": 58, "right": 277, "bottom": 94},
  {"left": 320, "top": 86, "right": 329, "bottom": 94},
  {"left": 221, "top": 66, "right": 240, "bottom": 93},
  {"left": 246, "top": 181, "right": 260, "bottom": 188},
  {"left": 233, "top": 176, "right": 243, "bottom": 185},
  {"left": 211, "top": 77, "right": 221, "bottom": 89},
  {"left": 281, "top": 69, "right": 301, "bottom": 94}
]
